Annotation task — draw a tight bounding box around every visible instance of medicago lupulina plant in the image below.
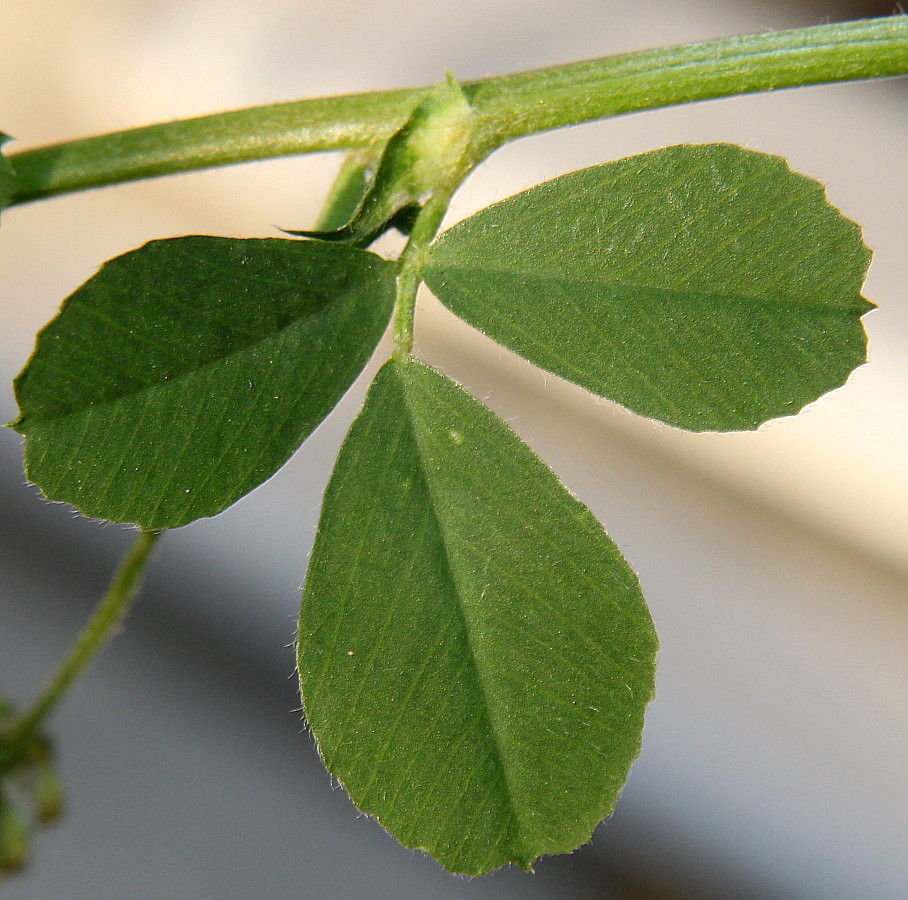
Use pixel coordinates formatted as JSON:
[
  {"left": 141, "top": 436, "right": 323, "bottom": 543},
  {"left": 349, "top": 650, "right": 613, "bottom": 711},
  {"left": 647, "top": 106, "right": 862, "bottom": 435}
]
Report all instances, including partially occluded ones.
[{"left": 1, "top": 16, "right": 906, "bottom": 878}]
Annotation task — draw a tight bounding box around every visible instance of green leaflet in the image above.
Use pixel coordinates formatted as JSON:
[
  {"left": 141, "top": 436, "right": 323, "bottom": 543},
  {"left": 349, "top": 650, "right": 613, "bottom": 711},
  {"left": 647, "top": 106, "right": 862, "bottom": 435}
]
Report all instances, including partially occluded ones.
[
  {"left": 298, "top": 357, "right": 657, "bottom": 876},
  {"left": 11, "top": 237, "right": 395, "bottom": 529},
  {"left": 0, "top": 135, "right": 16, "bottom": 214},
  {"left": 423, "top": 143, "right": 873, "bottom": 432}
]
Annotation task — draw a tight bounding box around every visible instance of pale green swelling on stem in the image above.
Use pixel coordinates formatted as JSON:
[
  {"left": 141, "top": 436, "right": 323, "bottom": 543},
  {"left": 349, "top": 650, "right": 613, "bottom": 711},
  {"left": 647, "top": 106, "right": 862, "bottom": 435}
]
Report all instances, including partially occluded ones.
[
  {"left": 298, "top": 357, "right": 657, "bottom": 876},
  {"left": 291, "top": 74, "right": 477, "bottom": 247},
  {"left": 6, "top": 19, "right": 908, "bottom": 204},
  {"left": 0, "top": 530, "right": 161, "bottom": 775}
]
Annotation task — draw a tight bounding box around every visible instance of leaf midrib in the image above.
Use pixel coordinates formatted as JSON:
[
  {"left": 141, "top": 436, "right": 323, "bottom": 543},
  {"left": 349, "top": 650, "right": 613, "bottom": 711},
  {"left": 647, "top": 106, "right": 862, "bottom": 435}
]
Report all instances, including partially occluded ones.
[
  {"left": 17, "top": 289, "right": 363, "bottom": 428},
  {"left": 394, "top": 363, "right": 529, "bottom": 863},
  {"left": 426, "top": 261, "right": 866, "bottom": 315}
]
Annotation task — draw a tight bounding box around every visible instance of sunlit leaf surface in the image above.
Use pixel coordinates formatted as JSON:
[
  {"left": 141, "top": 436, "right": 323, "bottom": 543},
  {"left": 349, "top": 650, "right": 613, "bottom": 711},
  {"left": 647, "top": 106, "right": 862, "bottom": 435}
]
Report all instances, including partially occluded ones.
[
  {"left": 298, "top": 357, "right": 657, "bottom": 875},
  {"left": 425, "top": 143, "right": 872, "bottom": 431}
]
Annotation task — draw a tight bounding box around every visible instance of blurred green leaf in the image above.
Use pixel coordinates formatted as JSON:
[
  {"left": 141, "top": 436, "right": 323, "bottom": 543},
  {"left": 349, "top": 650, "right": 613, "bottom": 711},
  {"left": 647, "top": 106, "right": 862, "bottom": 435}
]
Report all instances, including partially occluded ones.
[
  {"left": 11, "top": 237, "right": 395, "bottom": 528},
  {"left": 298, "top": 357, "right": 657, "bottom": 875},
  {"left": 424, "top": 143, "right": 872, "bottom": 431},
  {"left": 0, "top": 135, "right": 16, "bottom": 214}
]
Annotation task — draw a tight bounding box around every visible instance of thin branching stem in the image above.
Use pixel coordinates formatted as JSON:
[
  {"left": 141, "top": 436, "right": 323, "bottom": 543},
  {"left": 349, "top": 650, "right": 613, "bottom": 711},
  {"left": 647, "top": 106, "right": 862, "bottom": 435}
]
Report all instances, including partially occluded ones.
[{"left": 0, "top": 531, "right": 161, "bottom": 774}]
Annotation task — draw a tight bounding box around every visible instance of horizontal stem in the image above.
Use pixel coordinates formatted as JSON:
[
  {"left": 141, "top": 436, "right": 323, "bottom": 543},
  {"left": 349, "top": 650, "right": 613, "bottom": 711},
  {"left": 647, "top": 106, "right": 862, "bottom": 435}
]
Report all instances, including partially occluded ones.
[
  {"left": 8, "top": 89, "right": 424, "bottom": 204},
  {"left": 470, "top": 17, "right": 908, "bottom": 146},
  {"left": 7, "top": 18, "right": 908, "bottom": 204}
]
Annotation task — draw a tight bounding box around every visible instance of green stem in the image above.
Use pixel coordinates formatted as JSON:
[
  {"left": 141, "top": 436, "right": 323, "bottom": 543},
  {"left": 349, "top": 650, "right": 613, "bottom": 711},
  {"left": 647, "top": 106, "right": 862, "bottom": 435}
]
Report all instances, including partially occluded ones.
[
  {"left": 392, "top": 191, "right": 457, "bottom": 359},
  {"left": 0, "top": 530, "right": 161, "bottom": 774},
  {"left": 8, "top": 90, "right": 422, "bottom": 206},
  {"left": 7, "top": 19, "right": 908, "bottom": 204},
  {"left": 468, "top": 17, "right": 908, "bottom": 149}
]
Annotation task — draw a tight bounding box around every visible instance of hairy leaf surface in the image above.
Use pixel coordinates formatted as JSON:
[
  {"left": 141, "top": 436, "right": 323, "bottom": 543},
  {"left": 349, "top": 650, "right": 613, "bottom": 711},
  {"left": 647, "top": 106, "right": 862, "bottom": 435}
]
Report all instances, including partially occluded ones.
[
  {"left": 298, "top": 357, "right": 657, "bottom": 875},
  {"left": 424, "top": 143, "right": 872, "bottom": 431},
  {"left": 11, "top": 237, "right": 395, "bottom": 528}
]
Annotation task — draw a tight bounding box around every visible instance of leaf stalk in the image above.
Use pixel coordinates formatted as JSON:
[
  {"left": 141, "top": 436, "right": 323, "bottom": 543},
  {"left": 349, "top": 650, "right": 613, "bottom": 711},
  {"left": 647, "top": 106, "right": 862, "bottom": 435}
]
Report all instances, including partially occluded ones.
[{"left": 392, "top": 193, "right": 456, "bottom": 360}]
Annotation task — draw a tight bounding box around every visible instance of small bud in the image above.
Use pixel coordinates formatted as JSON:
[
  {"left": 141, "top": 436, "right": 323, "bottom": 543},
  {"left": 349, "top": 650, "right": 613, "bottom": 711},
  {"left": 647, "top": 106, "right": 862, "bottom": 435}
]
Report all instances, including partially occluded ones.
[
  {"left": 35, "top": 762, "right": 64, "bottom": 824},
  {"left": 0, "top": 798, "right": 28, "bottom": 875}
]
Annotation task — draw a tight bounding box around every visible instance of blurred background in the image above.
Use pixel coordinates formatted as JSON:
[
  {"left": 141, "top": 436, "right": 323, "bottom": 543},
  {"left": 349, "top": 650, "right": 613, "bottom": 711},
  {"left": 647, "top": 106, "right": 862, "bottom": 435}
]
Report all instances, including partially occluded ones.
[{"left": 1, "top": 1, "right": 906, "bottom": 897}]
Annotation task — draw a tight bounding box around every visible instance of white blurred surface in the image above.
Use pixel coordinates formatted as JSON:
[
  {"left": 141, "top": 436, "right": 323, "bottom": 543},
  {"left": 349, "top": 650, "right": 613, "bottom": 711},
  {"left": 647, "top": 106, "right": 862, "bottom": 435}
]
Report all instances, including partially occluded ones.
[{"left": 2, "top": 1, "right": 907, "bottom": 897}]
